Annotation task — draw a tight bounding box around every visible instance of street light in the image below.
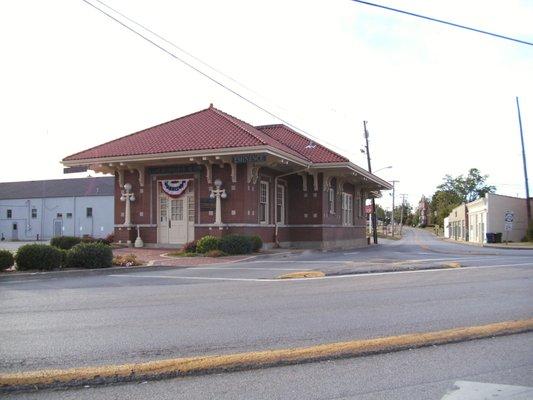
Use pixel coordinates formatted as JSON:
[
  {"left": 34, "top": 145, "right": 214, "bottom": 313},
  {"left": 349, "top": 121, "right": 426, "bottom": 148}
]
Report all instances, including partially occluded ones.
[{"left": 374, "top": 165, "right": 392, "bottom": 174}]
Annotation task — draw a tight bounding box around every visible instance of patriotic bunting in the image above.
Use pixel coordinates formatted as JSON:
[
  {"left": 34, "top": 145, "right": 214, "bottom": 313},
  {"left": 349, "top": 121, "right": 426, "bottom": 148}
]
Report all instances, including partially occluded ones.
[{"left": 161, "top": 180, "right": 190, "bottom": 198}]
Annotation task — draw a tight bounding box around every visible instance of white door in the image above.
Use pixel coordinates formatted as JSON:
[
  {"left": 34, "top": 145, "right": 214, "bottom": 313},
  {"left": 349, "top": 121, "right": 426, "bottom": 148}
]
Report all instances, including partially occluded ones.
[
  {"left": 53, "top": 220, "right": 62, "bottom": 238},
  {"left": 12, "top": 223, "right": 19, "bottom": 240},
  {"left": 158, "top": 196, "right": 169, "bottom": 244},
  {"left": 158, "top": 193, "right": 195, "bottom": 244},
  {"left": 187, "top": 194, "right": 195, "bottom": 241},
  {"left": 168, "top": 198, "right": 187, "bottom": 243}
]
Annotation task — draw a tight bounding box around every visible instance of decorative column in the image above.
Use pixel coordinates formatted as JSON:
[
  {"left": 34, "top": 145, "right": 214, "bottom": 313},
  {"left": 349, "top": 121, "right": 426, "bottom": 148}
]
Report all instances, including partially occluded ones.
[
  {"left": 209, "top": 178, "right": 227, "bottom": 225},
  {"left": 120, "top": 183, "right": 136, "bottom": 227}
]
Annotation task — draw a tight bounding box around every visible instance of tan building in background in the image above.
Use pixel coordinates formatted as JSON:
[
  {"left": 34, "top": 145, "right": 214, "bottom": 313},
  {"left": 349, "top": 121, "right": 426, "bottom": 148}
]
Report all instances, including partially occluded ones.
[
  {"left": 468, "top": 193, "right": 532, "bottom": 244},
  {"left": 446, "top": 193, "right": 532, "bottom": 244},
  {"left": 448, "top": 204, "right": 468, "bottom": 241}
]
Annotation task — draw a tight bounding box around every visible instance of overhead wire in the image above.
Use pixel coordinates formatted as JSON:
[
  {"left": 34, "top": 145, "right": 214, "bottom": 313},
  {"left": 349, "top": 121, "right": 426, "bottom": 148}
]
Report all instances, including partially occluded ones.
[
  {"left": 92, "top": 0, "right": 277, "bottom": 103},
  {"left": 81, "top": 0, "right": 358, "bottom": 159},
  {"left": 350, "top": 0, "right": 533, "bottom": 46}
]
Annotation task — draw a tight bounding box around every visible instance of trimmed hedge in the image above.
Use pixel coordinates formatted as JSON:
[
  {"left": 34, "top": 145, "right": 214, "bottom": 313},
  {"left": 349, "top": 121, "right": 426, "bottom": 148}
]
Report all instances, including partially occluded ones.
[
  {"left": 16, "top": 244, "right": 62, "bottom": 271},
  {"left": 50, "top": 236, "right": 82, "bottom": 250},
  {"left": 219, "top": 235, "right": 253, "bottom": 255},
  {"left": 250, "top": 235, "right": 263, "bottom": 252},
  {"left": 196, "top": 235, "right": 220, "bottom": 254},
  {"left": 59, "top": 249, "right": 68, "bottom": 268},
  {"left": 65, "top": 242, "right": 113, "bottom": 269},
  {"left": 0, "top": 250, "right": 14, "bottom": 269}
]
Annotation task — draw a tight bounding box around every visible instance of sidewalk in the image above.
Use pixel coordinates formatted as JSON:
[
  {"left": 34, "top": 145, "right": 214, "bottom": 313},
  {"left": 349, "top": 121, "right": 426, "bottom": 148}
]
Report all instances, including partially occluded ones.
[
  {"left": 441, "top": 237, "right": 533, "bottom": 250},
  {"left": 0, "top": 248, "right": 257, "bottom": 281},
  {"left": 113, "top": 247, "right": 255, "bottom": 267}
]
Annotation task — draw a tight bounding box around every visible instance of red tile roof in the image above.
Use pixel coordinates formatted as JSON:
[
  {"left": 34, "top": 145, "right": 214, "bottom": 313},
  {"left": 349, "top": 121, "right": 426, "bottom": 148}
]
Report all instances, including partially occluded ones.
[
  {"left": 256, "top": 124, "right": 348, "bottom": 163},
  {"left": 63, "top": 106, "right": 347, "bottom": 164}
]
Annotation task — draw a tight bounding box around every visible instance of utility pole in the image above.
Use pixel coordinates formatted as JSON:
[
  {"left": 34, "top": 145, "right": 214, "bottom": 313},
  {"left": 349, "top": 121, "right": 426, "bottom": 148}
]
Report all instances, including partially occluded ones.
[
  {"left": 516, "top": 97, "right": 531, "bottom": 223},
  {"left": 363, "top": 121, "right": 378, "bottom": 244},
  {"left": 399, "top": 194, "right": 407, "bottom": 234},
  {"left": 390, "top": 180, "right": 399, "bottom": 237}
]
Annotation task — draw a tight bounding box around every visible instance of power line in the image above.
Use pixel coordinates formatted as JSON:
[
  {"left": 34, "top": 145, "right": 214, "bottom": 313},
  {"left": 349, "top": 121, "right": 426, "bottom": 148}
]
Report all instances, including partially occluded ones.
[
  {"left": 92, "top": 0, "right": 272, "bottom": 102},
  {"left": 351, "top": 0, "right": 533, "bottom": 46},
  {"left": 80, "top": 0, "right": 353, "bottom": 158}
]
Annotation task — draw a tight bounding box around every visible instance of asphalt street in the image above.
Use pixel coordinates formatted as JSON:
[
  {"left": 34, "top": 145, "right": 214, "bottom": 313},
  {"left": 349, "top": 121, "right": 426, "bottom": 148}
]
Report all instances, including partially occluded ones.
[
  {"left": 5, "top": 333, "right": 532, "bottom": 399},
  {"left": 1, "top": 228, "right": 532, "bottom": 389}
]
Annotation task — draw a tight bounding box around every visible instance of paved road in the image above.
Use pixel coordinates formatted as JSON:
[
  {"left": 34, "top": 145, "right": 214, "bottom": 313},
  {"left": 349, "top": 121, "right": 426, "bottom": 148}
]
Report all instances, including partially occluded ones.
[
  {"left": 5, "top": 333, "right": 532, "bottom": 399},
  {"left": 1, "top": 228, "right": 531, "bottom": 374}
]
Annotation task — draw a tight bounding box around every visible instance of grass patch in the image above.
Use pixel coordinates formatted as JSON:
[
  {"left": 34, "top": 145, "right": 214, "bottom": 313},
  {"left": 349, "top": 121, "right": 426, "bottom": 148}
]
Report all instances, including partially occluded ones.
[
  {"left": 444, "top": 262, "right": 461, "bottom": 268},
  {"left": 205, "top": 249, "right": 226, "bottom": 258},
  {"left": 277, "top": 271, "right": 325, "bottom": 279}
]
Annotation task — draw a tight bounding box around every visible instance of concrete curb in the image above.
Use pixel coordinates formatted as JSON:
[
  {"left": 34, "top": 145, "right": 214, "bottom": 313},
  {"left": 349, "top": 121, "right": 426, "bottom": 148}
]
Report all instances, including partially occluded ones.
[
  {"left": 0, "top": 265, "right": 187, "bottom": 282},
  {"left": 1, "top": 319, "right": 531, "bottom": 393},
  {"left": 0, "top": 256, "right": 256, "bottom": 282},
  {"left": 483, "top": 244, "right": 533, "bottom": 250}
]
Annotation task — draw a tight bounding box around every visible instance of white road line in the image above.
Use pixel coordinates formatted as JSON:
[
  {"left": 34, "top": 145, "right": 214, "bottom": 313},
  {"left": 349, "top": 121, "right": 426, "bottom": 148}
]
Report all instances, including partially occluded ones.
[
  {"left": 250, "top": 260, "right": 350, "bottom": 264},
  {"left": 193, "top": 267, "right": 311, "bottom": 271},
  {"left": 250, "top": 256, "right": 532, "bottom": 265},
  {"left": 343, "top": 252, "right": 360, "bottom": 255},
  {"left": 108, "top": 262, "right": 531, "bottom": 284},
  {"left": 108, "top": 274, "right": 274, "bottom": 282},
  {"left": 0, "top": 279, "right": 44, "bottom": 284}
]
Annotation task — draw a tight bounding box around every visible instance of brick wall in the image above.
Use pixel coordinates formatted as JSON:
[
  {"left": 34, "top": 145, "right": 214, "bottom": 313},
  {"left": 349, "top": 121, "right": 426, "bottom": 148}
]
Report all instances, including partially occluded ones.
[{"left": 113, "top": 165, "right": 368, "bottom": 248}]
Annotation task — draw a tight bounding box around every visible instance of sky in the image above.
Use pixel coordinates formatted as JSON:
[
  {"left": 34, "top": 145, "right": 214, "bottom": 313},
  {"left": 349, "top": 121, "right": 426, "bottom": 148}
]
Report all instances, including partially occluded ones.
[{"left": 1, "top": 0, "right": 532, "bottom": 212}]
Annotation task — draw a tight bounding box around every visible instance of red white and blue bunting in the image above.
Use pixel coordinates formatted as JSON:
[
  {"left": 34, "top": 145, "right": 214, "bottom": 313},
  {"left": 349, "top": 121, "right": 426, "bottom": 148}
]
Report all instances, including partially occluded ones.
[{"left": 161, "top": 180, "right": 190, "bottom": 198}]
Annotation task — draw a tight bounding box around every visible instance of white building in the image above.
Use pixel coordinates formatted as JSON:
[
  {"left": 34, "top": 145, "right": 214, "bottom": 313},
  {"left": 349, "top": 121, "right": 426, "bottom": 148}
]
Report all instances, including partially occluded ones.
[
  {"left": 443, "top": 217, "right": 450, "bottom": 238},
  {"left": 0, "top": 177, "right": 114, "bottom": 241},
  {"left": 467, "top": 193, "right": 532, "bottom": 244}
]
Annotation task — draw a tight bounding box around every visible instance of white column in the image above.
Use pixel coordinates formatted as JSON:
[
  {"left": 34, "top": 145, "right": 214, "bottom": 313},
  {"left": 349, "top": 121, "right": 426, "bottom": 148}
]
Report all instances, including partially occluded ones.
[
  {"left": 210, "top": 179, "right": 227, "bottom": 225},
  {"left": 120, "top": 183, "right": 136, "bottom": 227}
]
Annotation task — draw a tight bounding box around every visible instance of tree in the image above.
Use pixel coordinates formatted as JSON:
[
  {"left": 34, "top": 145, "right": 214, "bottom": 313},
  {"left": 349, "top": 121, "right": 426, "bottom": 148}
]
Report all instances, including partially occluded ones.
[
  {"left": 375, "top": 204, "right": 386, "bottom": 221},
  {"left": 430, "top": 168, "right": 496, "bottom": 227},
  {"left": 437, "top": 168, "right": 496, "bottom": 203},
  {"left": 394, "top": 201, "right": 413, "bottom": 225},
  {"left": 430, "top": 190, "right": 462, "bottom": 227}
]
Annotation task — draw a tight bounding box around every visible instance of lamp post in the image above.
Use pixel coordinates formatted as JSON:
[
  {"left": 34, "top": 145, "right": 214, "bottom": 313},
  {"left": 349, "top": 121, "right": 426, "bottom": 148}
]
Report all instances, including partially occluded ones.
[
  {"left": 120, "top": 183, "right": 135, "bottom": 227},
  {"left": 374, "top": 165, "right": 392, "bottom": 174},
  {"left": 390, "top": 180, "right": 398, "bottom": 237},
  {"left": 210, "top": 179, "right": 227, "bottom": 225}
]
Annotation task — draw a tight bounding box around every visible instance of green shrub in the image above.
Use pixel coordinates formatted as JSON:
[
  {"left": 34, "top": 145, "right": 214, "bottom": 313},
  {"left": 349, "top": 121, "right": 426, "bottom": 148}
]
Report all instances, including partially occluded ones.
[
  {"left": 50, "top": 236, "right": 82, "bottom": 250},
  {"left": 196, "top": 235, "right": 220, "bottom": 253},
  {"left": 0, "top": 250, "right": 14, "bottom": 269},
  {"left": 16, "top": 244, "right": 62, "bottom": 271},
  {"left": 182, "top": 240, "right": 197, "bottom": 253},
  {"left": 59, "top": 249, "right": 68, "bottom": 268},
  {"left": 65, "top": 242, "right": 113, "bottom": 269},
  {"left": 250, "top": 235, "right": 263, "bottom": 252},
  {"left": 219, "top": 235, "right": 253, "bottom": 255}
]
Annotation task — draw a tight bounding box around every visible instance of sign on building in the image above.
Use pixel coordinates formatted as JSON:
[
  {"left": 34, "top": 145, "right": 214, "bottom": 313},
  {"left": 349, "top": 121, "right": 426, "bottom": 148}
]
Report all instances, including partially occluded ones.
[
  {"left": 232, "top": 154, "right": 267, "bottom": 164},
  {"left": 504, "top": 210, "right": 514, "bottom": 231}
]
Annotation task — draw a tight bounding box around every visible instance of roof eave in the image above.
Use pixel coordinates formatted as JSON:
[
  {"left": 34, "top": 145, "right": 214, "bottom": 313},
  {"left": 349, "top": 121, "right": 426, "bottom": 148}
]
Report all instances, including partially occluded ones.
[
  {"left": 310, "top": 162, "right": 393, "bottom": 190},
  {"left": 62, "top": 146, "right": 310, "bottom": 169}
]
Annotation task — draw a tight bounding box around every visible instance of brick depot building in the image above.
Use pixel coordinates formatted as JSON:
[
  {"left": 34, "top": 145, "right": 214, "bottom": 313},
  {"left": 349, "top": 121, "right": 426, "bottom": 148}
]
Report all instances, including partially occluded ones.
[{"left": 62, "top": 106, "right": 391, "bottom": 249}]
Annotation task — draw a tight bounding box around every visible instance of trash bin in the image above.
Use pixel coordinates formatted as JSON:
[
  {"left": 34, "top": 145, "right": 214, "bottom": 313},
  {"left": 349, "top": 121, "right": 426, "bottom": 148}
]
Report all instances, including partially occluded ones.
[
  {"left": 486, "top": 233, "right": 495, "bottom": 243},
  {"left": 494, "top": 233, "right": 502, "bottom": 243}
]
